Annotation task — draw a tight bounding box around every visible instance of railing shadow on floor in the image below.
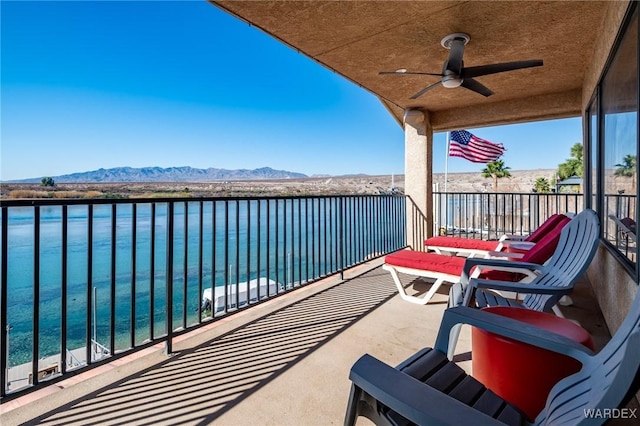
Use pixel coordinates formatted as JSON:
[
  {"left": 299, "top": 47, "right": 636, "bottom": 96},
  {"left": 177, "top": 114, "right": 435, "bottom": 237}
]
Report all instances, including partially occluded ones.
[{"left": 23, "top": 266, "right": 403, "bottom": 426}]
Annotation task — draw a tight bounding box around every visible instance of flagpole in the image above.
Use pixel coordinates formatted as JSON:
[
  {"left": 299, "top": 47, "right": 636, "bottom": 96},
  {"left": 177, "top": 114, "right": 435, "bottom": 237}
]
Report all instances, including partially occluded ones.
[{"left": 444, "top": 131, "right": 451, "bottom": 193}]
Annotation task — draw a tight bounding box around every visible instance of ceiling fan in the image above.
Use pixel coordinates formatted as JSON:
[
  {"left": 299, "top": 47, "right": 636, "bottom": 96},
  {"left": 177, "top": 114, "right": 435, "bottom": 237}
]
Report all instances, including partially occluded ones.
[{"left": 380, "top": 33, "right": 543, "bottom": 99}]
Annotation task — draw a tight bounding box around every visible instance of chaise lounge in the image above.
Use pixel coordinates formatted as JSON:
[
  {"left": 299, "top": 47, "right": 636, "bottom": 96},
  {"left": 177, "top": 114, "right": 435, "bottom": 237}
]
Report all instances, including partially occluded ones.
[
  {"left": 425, "top": 213, "right": 571, "bottom": 258},
  {"left": 383, "top": 212, "right": 575, "bottom": 306}
]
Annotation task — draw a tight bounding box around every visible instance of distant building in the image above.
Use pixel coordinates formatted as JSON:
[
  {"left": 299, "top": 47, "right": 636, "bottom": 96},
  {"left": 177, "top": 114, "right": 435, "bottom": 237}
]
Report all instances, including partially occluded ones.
[{"left": 556, "top": 176, "right": 583, "bottom": 193}]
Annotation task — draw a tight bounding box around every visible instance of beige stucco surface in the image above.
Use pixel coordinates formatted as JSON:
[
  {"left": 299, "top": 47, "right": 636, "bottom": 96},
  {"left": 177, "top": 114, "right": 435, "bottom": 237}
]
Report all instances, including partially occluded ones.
[{"left": 404, "top": 110, "right": 433, "bottom": 248}]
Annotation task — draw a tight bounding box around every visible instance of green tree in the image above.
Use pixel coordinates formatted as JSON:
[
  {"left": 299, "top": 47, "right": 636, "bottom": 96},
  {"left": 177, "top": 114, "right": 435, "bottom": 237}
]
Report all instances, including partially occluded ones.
[
  {"left": 41, "top": 177, "right": 55, "bottom": 187},
  {"left": 614, "top": 154, "right": 637, "bottom": 191},
  {"left": 533, "top": 177, "right": 551, "bottom": 193},
  {"left": 557, "top": 142, "right": 583, "bottom": 180},
  {"left": 481, "top": 160, "right": 511, "bottom": 192}
]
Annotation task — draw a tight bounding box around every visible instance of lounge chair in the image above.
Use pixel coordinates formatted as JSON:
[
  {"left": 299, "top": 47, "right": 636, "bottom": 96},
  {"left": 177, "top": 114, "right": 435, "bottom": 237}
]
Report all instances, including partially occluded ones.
[
  {"left": 440, "top": 209, "right": 599, "bottom": 358},
  {"left": 383, "top": 215, "right": 570, "bottom": 306},
  {"left": 450, "top": 209, "right": 599, "bottom": 313},
  {"left": 609, "top": 214, "right": 637, "bottom": 243},
  {"left": 345, "top": 283, "right": 640, "bottom": 426},
  {"left": 425, "top": 213, "right": 571, "bottom": 258}
]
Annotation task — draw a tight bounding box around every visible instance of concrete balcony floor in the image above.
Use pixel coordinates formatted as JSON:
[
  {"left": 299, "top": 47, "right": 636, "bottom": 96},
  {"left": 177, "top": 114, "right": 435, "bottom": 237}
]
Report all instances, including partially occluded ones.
[{"left": 0, "top": 258, "right": 614, "bottom": 425}]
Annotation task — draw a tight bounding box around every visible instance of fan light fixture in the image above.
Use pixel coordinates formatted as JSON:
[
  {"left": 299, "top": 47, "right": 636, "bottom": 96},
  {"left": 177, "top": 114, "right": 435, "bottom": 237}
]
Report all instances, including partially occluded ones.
[{"left": 379, "top": 33, "right": 543, "bottom": 99}]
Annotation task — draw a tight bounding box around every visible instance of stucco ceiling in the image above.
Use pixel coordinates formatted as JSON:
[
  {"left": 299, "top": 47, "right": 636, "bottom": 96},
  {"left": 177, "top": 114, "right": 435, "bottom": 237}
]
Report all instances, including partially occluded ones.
[{"left": 210, "top": 1, "right": 607, "bottom": 130}]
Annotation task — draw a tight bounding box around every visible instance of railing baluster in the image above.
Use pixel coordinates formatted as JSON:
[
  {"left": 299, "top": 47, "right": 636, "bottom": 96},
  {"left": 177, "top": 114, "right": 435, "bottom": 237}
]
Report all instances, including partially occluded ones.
[
  {"left": 246, "top": 200, "right": 251, "bottom": 303},
  {"left": 198, "top": 201, "right": 204, "bottom": 323},
  {"left": 323, "top": 198, "right": 328, "bottom": 276},
  {"left": 165, "top": 202, "right": 174, "bottom": 355},
  {"left": 1, "top": 207, "right": 7, "bottom": 396},
  {"left": 183, "top": 202, "right": 188, "bottom": 329},
  {"left": 304, "top": 198, "right": 309, "bottom": 284},
  {"left": 256, "top": 200, "right": 261, "bottom": 300},
  {"left": 86, "top": 205, "right": 93, "bottom": 365},
  {"left": 211, "top": 201, "right": 217, "bottom": 316},
  {"left": 61, "top": 206, "right": 68, "bottom": 373},
  {"left": 131, "top": 204, "right": 136, "bottom": 349},
  {"left": 32, "top": 206, "right": 40, "bottom": 385},
  {"left": 311, "top": 198, "right": 315, "bottom": 279},
  {"left": 275, "top": 200, "right": 280, "bottom": 291},
  {"left": 224, "top": 201, "right": 229, "bottom": 312},
  {"left": 110, "top": 204, "right": 116, "bottom": 356},
  {"left": 235, "top": 200, "right": 240, "bottom": 309},
  {"left": 150, "top": 203, "right": 156, "bottom": 338}
]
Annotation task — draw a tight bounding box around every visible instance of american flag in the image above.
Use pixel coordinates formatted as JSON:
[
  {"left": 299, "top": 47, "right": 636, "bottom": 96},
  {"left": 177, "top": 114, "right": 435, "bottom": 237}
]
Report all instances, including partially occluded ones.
[{"left": 449, "top": 130, "right": 505, "bottom": 163}]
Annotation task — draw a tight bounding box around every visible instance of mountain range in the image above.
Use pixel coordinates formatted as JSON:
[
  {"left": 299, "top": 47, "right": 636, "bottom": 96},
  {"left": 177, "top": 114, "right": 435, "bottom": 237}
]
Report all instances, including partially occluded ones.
[{"left": 8, "top": 166, "right": 308, "bottom": 183}]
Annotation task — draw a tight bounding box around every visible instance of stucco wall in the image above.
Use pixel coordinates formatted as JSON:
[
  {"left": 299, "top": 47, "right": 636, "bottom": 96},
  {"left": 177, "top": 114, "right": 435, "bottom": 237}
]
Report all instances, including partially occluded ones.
[
  {"left": 582, "top": 0, "right": 636, "bottom": 334},
  {"left": 586, "top": 247, "right": 637, "bottom": 332}
]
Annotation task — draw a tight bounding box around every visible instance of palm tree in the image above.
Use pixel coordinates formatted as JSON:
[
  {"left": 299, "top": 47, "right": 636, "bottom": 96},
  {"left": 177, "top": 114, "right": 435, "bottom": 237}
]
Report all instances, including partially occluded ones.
[
  {"left": 557, "top": 142, "right": 583, "bottom": 180},
  {"left": 533, "top": 177, "right": 551, "bottom": 193},
  {"left": 615, "top": 154, "right": 637, "bottom": 191},
  {"left": 481, "top": 160, "right": 511, "bottom": 191}
]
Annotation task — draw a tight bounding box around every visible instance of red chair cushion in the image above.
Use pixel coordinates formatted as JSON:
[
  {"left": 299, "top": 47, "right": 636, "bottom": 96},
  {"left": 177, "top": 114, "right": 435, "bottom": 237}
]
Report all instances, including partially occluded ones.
[
  {"left": 521, "top": 218, "right": 569, "bottom": 264},
  {"left": 524, "top": 214, "right": 562, "bottom": 243},
  {"left": 424, "top": 236, "right": 499, "bottom": 251},
  {"left": 385, "top": 251, "right": 465, "bottom": 276}
]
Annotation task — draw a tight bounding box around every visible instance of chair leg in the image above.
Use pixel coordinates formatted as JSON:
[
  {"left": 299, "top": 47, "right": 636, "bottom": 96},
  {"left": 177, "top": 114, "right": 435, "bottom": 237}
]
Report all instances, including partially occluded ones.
[
  {"left": 344, "top": 384, "right": 363, "bottom": 426},
  {"left": 388, "top": 267, "right": 444, "bottom": 305},
  {"left": 447, "top": 323, "right": 462, "bottom": 360},
  {"left": 558, "top": 295, "right": 574, "bottom": 306},
  {"left": 552, "top": 304, "right": 565, "bottom": 318}
]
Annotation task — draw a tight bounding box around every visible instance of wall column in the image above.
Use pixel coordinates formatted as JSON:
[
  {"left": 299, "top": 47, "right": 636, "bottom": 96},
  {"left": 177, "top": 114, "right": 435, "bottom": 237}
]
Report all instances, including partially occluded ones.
[{"left": 404, "top": 109, "right": 433, "bottom": 249}]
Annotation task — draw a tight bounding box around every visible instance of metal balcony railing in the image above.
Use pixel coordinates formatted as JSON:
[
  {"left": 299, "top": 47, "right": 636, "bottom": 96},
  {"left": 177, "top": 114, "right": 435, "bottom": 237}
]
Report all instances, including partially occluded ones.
[
  {"left": 432, "top": 192, "right": 584, "bottom": 241},
  {"left": 0, "top": 194, "right": 406, "bottom": 401}
]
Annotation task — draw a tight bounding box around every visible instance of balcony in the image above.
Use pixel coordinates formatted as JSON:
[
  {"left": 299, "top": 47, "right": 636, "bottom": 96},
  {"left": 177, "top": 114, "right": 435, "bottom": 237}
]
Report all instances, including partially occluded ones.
[
  {"left": 1, "top": 259, "right": 609, "bottom": 425},
  {"left": 0, "top": 193, "right": 618, "bottom": 424}
]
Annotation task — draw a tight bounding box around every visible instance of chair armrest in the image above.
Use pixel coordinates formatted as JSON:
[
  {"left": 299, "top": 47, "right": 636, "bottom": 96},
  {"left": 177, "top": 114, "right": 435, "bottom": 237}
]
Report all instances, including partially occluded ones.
[
  {"left": 502, "top": 241, "right": 535, "bottom": 251},
  {"left": 470, "top": 277, "right": 571, "bottom": 295},
  {"left": 487, "top": 251, "right": 524, "bottom": 259},
  {"left": 500, "top": 234, "right": 526, "bottom": 242},
  {"left": 434, "top": 307, "right": 593, "bottom": 363},
  {"left": 349, "top": 354, "right": 503, "bottom": 426},
  {"left": 461, "top": 258, "right": 544, "bottom": 284}
]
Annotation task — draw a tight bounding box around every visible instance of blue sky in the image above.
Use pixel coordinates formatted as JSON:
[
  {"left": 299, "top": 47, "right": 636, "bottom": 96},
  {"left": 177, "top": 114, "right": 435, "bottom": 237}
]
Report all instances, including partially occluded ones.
[{"left": 1, "top": 1, "right": 582, "bottom": 181}]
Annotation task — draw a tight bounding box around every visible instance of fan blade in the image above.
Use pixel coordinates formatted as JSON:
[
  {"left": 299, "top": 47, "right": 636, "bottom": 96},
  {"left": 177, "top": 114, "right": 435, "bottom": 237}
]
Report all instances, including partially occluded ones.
[
  {"left": 410, "top": 81, "right": 441, "bottom": 99},
  {"left": 379, "top": 70, "right": 443, "bottom": 76},
  {"left": 463, "top": 60, "right": 543, "bottom": 78},
  {"left": 461, "top": 78, "right": 493, "bottom": 97},
  {"left": 446, "top": 38, "right": 466, "bottom": 74}
]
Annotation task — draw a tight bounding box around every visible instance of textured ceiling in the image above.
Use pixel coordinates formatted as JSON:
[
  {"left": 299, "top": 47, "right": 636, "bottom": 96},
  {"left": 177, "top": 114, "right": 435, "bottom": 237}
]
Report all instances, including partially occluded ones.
[{"left": 210, "top": 1, "right": 607, "bottom": 130}]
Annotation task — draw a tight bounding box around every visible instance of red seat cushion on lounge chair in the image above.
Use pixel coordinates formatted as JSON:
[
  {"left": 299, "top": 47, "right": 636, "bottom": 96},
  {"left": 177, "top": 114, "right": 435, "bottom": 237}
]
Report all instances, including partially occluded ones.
[
  {"left": 520, "top": 218, "right": 568, "bottom": 264},
  {"left": 385, "top": 251, "right": 466, "bottom": 276},
  {"left": 386, "top": 251, "right": 520, "bottom": 282},
  {"left": 423, "top": 236, "right": 499, "bottom": 251},
  {"left": 387, "top": 218, "right": 569, "bottom": 283},
  {"left": 480, "top": 219, "right": 569, "bottom": 282},
  {"left": 424, "top": 214, "right": 570, "bottom": 252},
  {"left": 524, "top": 214, "right": 564, "bottom": 243}
]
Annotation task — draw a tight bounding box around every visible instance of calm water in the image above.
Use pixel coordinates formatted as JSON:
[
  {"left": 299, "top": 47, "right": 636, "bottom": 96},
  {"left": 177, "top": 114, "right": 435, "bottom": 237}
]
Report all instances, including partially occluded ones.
[{"left": 3, "top": 198, "right": 402, "bottom": 365}]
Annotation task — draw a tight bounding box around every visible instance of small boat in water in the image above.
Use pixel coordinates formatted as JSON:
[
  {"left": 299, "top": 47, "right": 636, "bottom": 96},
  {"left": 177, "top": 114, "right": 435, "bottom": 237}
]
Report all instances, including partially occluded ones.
[{"left": 201, "top": 277, "right": 282, "bottom": 312}]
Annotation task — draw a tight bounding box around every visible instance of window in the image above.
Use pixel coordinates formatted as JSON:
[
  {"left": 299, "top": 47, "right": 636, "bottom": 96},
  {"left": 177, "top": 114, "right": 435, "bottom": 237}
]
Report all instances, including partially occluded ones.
[
  {"left": 587, "top": 94, "right": 599, "bottom": 213},
  {"left": 600, "top": 7, "right": 638, "bottom": 267}
]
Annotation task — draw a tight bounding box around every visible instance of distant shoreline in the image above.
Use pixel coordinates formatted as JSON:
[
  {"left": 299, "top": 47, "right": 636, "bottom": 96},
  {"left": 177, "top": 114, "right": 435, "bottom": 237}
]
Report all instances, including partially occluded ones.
[{"left": 1, "top": 169, "right": 559, "bottom": 199}]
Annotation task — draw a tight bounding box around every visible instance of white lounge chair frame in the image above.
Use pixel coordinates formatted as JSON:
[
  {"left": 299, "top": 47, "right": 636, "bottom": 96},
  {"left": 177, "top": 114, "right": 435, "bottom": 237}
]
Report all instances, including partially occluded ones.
[{"left": 382, "top": 258, "right": 537, "bottom": 306}]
